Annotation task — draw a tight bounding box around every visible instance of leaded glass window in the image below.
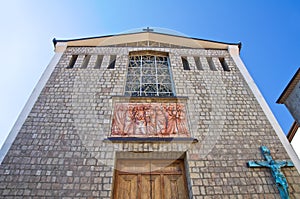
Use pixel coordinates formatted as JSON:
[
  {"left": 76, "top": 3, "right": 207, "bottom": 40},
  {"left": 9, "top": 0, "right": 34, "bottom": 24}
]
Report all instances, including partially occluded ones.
[{"left": 125, "top": 54, "right": 174, "bottom": 97}]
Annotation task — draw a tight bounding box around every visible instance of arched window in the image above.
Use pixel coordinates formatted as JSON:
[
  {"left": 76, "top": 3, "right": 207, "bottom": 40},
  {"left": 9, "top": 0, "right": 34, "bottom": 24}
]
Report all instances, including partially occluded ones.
[{"left": 125, "top": 51, "right": 175, "bottom": 97}]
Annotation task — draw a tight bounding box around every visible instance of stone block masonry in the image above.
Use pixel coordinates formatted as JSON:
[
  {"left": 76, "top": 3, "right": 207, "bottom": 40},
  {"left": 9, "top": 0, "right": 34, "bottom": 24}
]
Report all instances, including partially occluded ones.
[{"left": 0, "top": 45, "right": 299, "bottom": 198}]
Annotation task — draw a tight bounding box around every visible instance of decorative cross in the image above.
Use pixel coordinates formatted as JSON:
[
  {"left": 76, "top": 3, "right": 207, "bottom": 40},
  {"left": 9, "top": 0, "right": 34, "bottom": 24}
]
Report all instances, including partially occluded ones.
[
  {"left": 248, "top": 146, "right": 294, "bottom": 199},
  {"left": 143, "top": 27, "right": 154, "bottom": 32}
]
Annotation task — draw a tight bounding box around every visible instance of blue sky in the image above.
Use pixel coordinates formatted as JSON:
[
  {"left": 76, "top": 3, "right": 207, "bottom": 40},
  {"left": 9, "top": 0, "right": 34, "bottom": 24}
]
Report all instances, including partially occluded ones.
[{"left": 0, "top": 0, "right": 300, "bottom": 148}]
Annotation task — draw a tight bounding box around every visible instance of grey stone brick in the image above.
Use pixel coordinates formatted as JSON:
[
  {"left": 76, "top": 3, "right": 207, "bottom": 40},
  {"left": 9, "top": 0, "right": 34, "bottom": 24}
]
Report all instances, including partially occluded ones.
[{"left": 0, "top": 44, "right": 299, "bottom": 198}]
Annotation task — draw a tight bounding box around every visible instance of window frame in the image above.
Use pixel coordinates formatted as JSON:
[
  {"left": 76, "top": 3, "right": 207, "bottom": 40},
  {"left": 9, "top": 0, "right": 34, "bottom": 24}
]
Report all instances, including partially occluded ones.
[{"left": 125, "top": 52, "right": 176, "bottom": 97}]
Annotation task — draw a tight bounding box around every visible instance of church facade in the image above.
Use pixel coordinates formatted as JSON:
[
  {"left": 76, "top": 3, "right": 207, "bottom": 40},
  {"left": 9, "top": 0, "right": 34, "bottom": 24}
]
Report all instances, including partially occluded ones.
[{"left": 0, "top": 28, "right": 299, "bottom": 198}]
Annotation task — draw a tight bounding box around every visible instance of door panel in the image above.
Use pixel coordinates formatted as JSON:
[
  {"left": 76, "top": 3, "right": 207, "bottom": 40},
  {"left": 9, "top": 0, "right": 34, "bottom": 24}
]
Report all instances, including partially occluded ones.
[
  {"left": 114, "top": 174, "right": 138, "bottom": 199},
  {"left": 140, "top": 174, "right": 161, "bottom": 199},
  {"left": 113, "top": 159, "right": 188, "bottom": 199},
  {"left": 163, "top": 175, "right": 188, "bottom": 199},
  {"left": 117, "top": 160, "right": 150, "bottom": 173}
]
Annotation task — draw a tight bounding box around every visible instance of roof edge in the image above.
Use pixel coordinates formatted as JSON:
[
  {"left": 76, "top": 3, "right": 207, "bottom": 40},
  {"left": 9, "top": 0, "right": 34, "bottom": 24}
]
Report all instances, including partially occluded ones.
[
  {"left": 287, "top": 121, "right": 299, "bottom": 142},
  {"left": 52, "top": 31, "right": 241, "bottom": 51},
  {"left": 277, "top": 67, "right": 300, "bottom": 104}
]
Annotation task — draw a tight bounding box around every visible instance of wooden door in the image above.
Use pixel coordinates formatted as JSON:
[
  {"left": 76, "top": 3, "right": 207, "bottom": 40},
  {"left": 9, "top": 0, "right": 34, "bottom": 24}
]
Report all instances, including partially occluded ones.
[
  {"left": 114, "top": 174, "right": 138, "bottom": 199},
  {"left": 113, "top": 159, "right": 189, "bottom": 199}
]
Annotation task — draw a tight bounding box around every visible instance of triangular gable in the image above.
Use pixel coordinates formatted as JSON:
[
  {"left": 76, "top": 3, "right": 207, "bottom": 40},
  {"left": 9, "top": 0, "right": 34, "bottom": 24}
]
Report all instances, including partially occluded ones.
[{"left": 53, "top": 32, "right": 241, "bottom": 50}]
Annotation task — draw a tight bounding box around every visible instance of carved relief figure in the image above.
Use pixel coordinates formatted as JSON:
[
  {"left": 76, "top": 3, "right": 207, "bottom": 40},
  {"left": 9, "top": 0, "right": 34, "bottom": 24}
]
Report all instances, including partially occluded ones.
[
  {"left": 153, "top": 105, "right": 167, "bottom": 135},
  {"left": 133, "top": 105, "right": 149, "bottom": 135},
  {"left": 123, "top": 105, "right": 136, "bottom": 135},
  {"left": 144, "top": 105, "right": 158, "bottom": 135},
  {"left": 164, "top": 104, "right": 178, "bottom": 135},
  {"left": 176, "top": 104, "right": 189, "bottom": 135},
  {"left": 111, "top": 104, "right": 127, "bottom": 135},
  {"left": 163, "top": 104, "right": 189, "bottom": 135},
  {"left": 111, "top": 103, "right": 189, "bottom": 137}
]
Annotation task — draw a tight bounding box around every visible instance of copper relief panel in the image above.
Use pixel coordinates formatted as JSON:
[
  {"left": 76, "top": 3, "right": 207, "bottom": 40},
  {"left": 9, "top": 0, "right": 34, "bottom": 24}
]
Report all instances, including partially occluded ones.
[{"left": 111, "top": 103, "right": 189, "bottom": 137}]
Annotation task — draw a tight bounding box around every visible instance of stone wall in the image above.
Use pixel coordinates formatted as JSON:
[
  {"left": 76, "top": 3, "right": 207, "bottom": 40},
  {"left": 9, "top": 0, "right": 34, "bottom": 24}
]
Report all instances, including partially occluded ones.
[
  {"left": 0, "top": 46, "right": 299, "bottom": 198},
  {"left": 285, "top": 81, "right": 300, "bottom": 124}
]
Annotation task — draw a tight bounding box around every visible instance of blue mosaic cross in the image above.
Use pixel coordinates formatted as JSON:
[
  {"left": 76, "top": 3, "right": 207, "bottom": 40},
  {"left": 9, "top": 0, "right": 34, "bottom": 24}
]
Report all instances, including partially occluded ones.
[{"left": 248, "top": 146, "right": 294, "bottom": 199}]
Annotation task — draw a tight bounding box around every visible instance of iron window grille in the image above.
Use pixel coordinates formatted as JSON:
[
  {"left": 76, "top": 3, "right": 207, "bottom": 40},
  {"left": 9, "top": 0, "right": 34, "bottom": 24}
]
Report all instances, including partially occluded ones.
[{"left": 125, "top": 55, "right": 175, "bottom": 97}]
